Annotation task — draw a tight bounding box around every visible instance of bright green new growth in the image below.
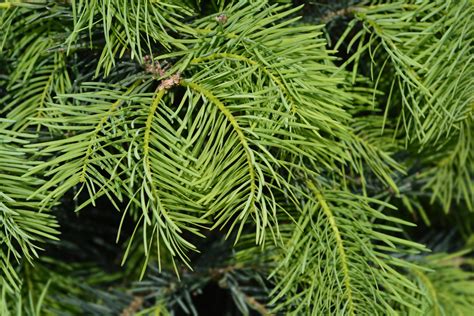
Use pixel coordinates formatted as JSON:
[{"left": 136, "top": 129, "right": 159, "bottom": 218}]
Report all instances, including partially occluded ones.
[{"left": 0, "top": 0, "right": 473, "bottom": 314}]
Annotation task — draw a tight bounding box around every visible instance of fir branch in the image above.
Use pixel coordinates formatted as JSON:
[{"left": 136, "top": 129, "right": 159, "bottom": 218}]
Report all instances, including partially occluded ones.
[
  {"left": 0, "top": 0, "right": 472, "bottom": 314},
  {"left": 308, "top": 181, "right": 355, "bottom": 316},
  {"left": 181, "top": 80, "right": 260, "bottom": 238}
]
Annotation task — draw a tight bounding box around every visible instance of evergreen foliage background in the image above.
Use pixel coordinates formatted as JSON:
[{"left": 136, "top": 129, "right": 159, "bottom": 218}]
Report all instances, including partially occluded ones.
[{"left": 0, "top": 0, "right": 473, "bottom": 314}]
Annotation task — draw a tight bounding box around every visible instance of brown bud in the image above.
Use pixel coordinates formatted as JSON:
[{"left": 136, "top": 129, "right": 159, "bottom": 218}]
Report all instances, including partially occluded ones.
[
  {"left": 216, "top": 13, "right": 228, "bottom": 24},
  {"left": 143, "top": 55, "right": 170, "bottom": 77},
  {"left": 158, "top": 72, "right": 181, "bottom": 90}
]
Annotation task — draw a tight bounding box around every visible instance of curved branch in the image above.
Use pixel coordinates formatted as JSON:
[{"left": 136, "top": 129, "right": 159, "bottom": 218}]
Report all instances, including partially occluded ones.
[
  {"left": 180, "top": 80, "right": 257, "bottom": 219},
  {"left": 144, "top": 88, "right": 166, "bottom": 159},
  {"left": 142, "top": 87, "right": 166, "bottom": 224},
  {"left": 307, "top": 181, "right": 355, "bottom": 316},
  {"left": 141, "top": 87, "right": 181, "bottom": 238},
  {"left": 139, "top": 85, "right": 199, "bottom": 268}
]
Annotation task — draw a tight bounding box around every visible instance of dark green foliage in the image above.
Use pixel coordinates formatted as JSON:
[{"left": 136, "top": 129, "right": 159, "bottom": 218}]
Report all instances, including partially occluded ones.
[{"left": 0, "top": 0, "right": 473, "bottom": 314}]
